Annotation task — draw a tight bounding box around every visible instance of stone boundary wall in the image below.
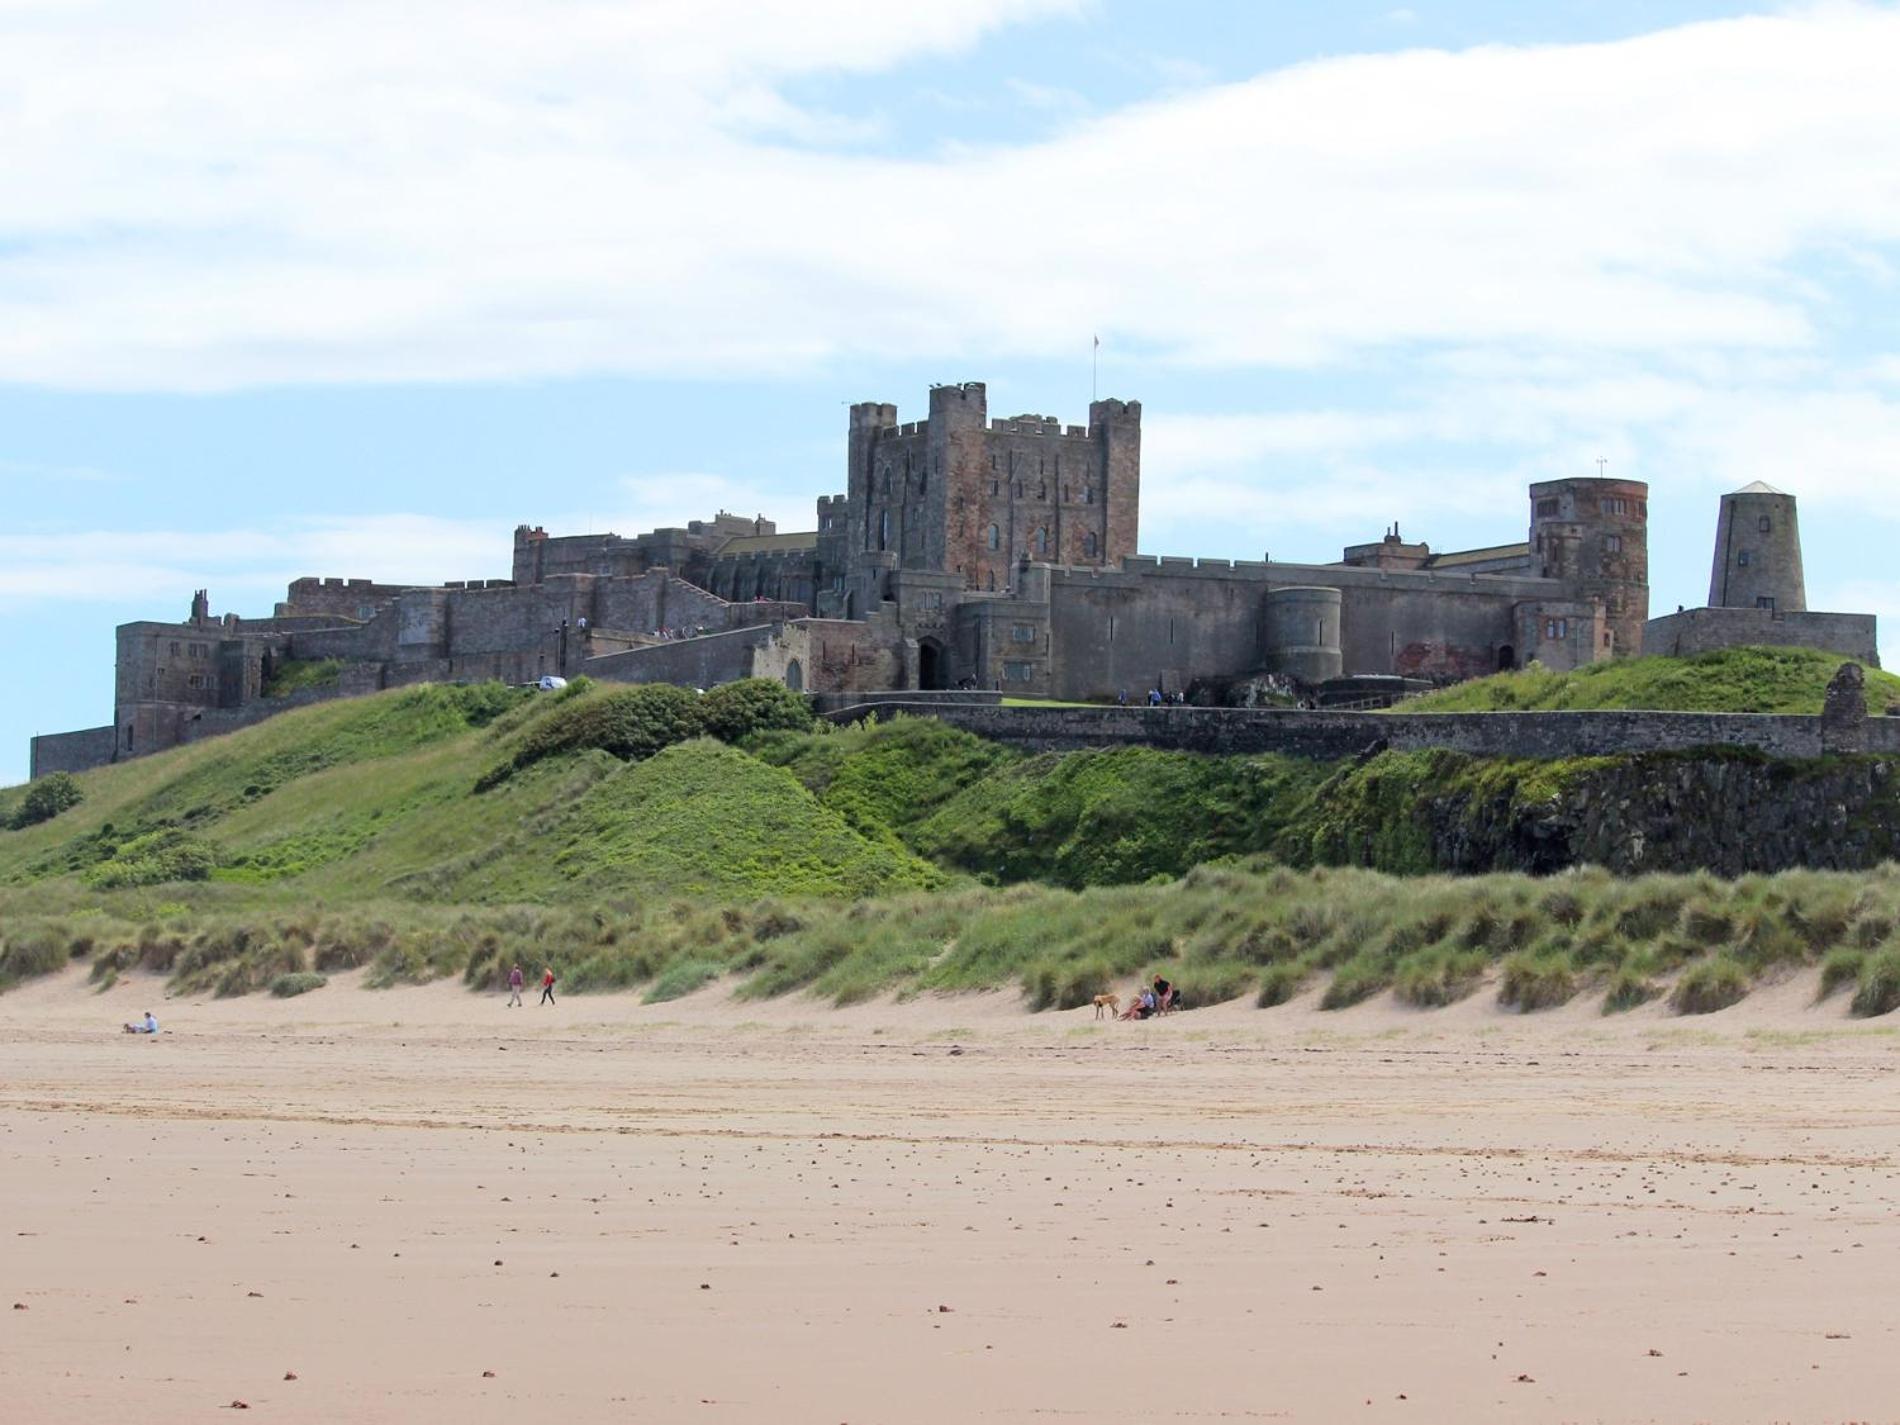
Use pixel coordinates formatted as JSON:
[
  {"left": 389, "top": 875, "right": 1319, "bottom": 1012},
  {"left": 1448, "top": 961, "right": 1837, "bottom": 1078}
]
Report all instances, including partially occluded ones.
[
  {"left": 28, "top": 725, "right": 117, "bottom": 778},
  {"left": 584, "top": 624, "right": 781, "bottom": 689},
  {"left": 808, "top": 689, "right": 1002, "bottom": 716},
  {"left": 1643, "top": 608, "right": 1881, "bottom": 666},
  {"left": 822, "top": 702, "right": 1900, "bottom": 762}
]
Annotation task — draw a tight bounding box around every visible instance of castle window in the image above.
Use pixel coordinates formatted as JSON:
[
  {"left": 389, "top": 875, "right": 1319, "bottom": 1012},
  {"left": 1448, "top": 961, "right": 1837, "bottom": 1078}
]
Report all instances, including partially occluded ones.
[
  {"left": 986, "top": 524, "right": 1000, "bottom": 551},
  {"left": 987, "top": 570, "right": 997, "bottom": 592},
  {"left": 1599, "top": 497, "right": 1628, "bottom": 516},
  {"left": 1544, "top": 618, "right": 1568, "bottom": 640},
  {"left": 1011, "top": 623, "right": 1036, "bottom": 643},
  {"left": 1084, "top": 485, "right": 1095, "bottom": 505},
  {"left": 1758, "top": 515, "right": 1771, "bottom": 533},
  {"left": 1757, "top": 596, "right": 1776, "bottom": 611},
  {"left": 990, "top": 479, "right": 999, "bottom": 496},
  {"left": 1038, "top": 482, "right": 1047, "bottom": 501},
  {"left": 1004, "top": 661, "right": 1033, "bottom": 682},
  {"left": 1535, "top": 498, "right": 1559, "bottom": 517},
  {"left": 169, "top": 641, "right": 180, "bottom": 656},
  {"left": 1604, "top": 534, "right": 1621, "bottom": 553},
  {"left": 1083, "top": 531, "right": 1099, "bottom": 559},
  {"left": 878, "top": 509, "right": 890, "bottom": 551},
  {"left": 1737, "top": 550, "right": 1751, "bottom": 567},
  {"left": 1035, "top": 527, "right": 1049, "bottom": 555},
  {"left": 1014, "top": 481, "right": 1023, "bottom": 500}
]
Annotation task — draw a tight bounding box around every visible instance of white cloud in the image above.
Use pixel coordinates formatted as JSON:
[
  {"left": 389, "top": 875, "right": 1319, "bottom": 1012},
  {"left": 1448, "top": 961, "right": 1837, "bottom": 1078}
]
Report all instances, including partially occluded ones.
[
  {"left": 5, "top": 4, "right": 1900, "bottom": 388},
  {"left": 0, "top": 477, "right": 814, "bottom": 609},
  {"left": 0, "top": 515, "right": 500, "bottom": 606}
]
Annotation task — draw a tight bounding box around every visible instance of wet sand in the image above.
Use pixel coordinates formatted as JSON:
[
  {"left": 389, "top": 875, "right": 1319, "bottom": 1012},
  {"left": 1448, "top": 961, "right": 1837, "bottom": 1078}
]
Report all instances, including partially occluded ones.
[{"left": 4, "top": 966, "right": 1900, "bottom": 1423}]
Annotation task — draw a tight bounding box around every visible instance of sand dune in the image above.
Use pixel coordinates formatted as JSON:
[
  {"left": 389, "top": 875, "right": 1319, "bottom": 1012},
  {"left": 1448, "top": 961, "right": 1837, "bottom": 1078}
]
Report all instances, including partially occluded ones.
[{"left": 5, "top": 967, "right": 1900, "bottom": 1422}]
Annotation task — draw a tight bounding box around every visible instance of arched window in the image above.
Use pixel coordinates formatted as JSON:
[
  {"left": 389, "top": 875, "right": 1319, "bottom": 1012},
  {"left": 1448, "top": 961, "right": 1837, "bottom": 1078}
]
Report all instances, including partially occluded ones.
[
  {"left": 1036, "top": 527, "right": 1049, "bottom": 555},
  {"left": 1084, "top": 485, "right": 1095, "bottom": 505},
  {"left": 986, "top": 523, "right": 1000, "bottom": 551},
  {"left": 987, "top": 570, "right": 997, "bottom": 592},
  {"left": 878, "top": 509, "right": 890, "bottom": 551},
  {"left": 1083, "top": 531, "right": 1099, "bottom": 558}
]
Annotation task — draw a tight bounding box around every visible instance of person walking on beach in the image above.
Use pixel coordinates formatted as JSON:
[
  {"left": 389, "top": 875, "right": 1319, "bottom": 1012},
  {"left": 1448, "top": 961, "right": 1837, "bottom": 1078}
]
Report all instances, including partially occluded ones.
[
  {"left": 506, "top": 964, "right": 524, "bottom": 1007},
  {"left": 539, "top": 965, "right": 556, "bottom": 1006}
]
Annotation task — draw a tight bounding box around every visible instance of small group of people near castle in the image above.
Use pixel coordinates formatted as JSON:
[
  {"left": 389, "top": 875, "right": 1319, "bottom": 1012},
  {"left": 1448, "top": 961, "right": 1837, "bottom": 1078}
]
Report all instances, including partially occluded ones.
[
  {"left": 1120, "top": 976, "right": 1175, "bottom": 1020},
  {"left": 1117, "top": 688, "right": 1184, "bottom": 707}
]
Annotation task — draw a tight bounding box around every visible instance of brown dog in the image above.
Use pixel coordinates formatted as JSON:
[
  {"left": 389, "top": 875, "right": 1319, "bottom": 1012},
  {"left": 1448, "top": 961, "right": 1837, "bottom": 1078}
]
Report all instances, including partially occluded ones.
[{"left": 1092, "top": 993, "right": 1121, "bottom": 1019}]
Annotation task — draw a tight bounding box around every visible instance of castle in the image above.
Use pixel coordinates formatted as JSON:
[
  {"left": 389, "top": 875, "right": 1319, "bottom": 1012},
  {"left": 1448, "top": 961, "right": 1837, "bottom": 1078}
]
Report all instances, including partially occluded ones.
[{"left": 27, "top": 382, "right": 1882, "bottom": 778}]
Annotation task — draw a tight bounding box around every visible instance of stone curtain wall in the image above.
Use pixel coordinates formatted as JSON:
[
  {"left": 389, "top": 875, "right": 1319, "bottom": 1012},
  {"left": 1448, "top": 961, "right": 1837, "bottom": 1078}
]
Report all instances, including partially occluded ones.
[
  {"left": 28, "top": 725, "right": 118, "bottom": 777},
  {"left": 822, "top": 702, "right": 1900, "bottom": 762},
  {"left": 1643, "top": 608, "right": 1880, "bottom": 666}
]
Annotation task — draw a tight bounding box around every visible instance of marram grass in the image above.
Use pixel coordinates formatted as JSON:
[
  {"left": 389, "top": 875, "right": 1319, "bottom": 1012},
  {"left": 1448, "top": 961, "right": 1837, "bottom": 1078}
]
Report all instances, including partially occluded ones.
[{"left": 11, "top": 861, "right": 1900, "bottom": 1018}]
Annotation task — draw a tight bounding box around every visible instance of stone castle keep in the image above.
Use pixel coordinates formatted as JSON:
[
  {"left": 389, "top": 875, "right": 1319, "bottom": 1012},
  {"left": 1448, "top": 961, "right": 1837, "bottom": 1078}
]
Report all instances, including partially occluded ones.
[{"left": 28, "top": 382, "right": 1883, "bottom": 778}]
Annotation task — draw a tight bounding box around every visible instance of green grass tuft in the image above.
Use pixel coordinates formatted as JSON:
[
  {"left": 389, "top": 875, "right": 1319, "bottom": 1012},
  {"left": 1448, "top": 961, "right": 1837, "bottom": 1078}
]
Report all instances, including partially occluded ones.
[
  {"left": 1670, "top": 957, "right": 1751, "bottom": 1015},
  {"left": 1402, "top": 646, "right": 1900, "bottom": 715}
]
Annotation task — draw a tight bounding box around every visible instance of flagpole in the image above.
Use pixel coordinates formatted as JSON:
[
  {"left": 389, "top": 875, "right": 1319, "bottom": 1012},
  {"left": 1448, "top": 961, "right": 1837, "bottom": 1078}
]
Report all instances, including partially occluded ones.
[{"left": 1092, "top": 334, "right": 1099, "bottom": 403}]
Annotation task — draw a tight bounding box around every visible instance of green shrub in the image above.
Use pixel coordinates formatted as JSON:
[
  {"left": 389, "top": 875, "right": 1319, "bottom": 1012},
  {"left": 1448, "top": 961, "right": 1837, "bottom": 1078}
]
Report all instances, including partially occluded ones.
[
  {"left": 9, "top": 773, "right": 83, "bottom": 829},
  {"left": 1166, "top": 961, "right": 1259, "bottom": 1009},
  {"left": 644, "top": 958, "right": 723, "bottom": 1003},
  {"left": 699, "top": 679, "right": 813, "bottom": 743},
  {"left": 1497, "top": 952, "right": 1578, "bottom": 1011},
  {"left": 1257, "top": 961, "right": 1309, "bottom": 1007},
  {"left": 1603, "top": 968, "right": 1659, "bottom": 1014},
  {"left": 0, "top": 929, "right": 67, "bottom": 983},
  {"left": 1393, "top": 948, "right": 1487, "bottom": 1007},
  {"left": 1322, "top": 953, "right": 1391, "bottom": 1010},
  {"left": 82, "top": 830, "right": 221, "bottom": 889},
  {"left": 478, "top": 683, "right": 707, "bottom": 789},
  {"left": 1671, "top": 957, "right": 1750, "bottom": 1015},
  {"left": 1027, "top": 957, "right": 1116, "bottom": 1012},
  {"left": 1851, "top": 947, "right": 1900, "bottom": 1018},
  {"left": 1819, "top": 947, "right": 1865, "bottom": 1000},
  {"left": 270, "top": 971, "right": 328, "bottom": 997}
]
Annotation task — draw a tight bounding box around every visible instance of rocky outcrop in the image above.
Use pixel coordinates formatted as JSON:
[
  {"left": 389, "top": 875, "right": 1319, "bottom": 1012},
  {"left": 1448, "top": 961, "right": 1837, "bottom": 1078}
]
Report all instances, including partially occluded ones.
[{"left": 1291, "top": 748, "right": 1900, "bottom": 876}]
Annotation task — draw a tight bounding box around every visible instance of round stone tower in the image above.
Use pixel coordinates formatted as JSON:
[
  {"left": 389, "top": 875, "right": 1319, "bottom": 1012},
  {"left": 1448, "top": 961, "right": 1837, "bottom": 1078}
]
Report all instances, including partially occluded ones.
[
  {"left": 1263, "top": 585, "right": 1343, "bottom": 683},
  {"left": 1708, "top": 481, "right": 1805, "bottom": 613},
  {"left": 1528, "top": 477, "right": 1650, "bottom": 658}
]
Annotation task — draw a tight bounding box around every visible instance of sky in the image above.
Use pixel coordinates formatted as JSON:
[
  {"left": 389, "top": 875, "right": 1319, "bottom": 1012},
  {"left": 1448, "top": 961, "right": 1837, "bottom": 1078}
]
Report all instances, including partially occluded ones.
[{"left": 5, "top": 0, "right": 1900, "bottom": 783}]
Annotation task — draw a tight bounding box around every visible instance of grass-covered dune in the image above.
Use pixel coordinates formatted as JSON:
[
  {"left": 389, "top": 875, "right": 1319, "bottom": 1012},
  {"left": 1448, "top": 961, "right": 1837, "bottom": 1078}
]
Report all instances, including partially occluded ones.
[
  {"left": 7, "top": 664, "right": 1900, "bottom": 1011},
  {"left": 10, "top": 861, "right": 1900, "bottom": 1020},
  {"left": 1402, "top": 644, "right": 1900, "bottom": 714}
]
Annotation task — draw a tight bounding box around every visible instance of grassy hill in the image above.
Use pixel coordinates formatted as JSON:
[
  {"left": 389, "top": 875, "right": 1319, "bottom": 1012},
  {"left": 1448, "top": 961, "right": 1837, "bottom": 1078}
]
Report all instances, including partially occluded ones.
[
  {"left": 1402, "top": 646, "right": 1900, "bottom": 714},
  {"left": 7, "top": 668, "right": 1900, "bottom": 1016}
]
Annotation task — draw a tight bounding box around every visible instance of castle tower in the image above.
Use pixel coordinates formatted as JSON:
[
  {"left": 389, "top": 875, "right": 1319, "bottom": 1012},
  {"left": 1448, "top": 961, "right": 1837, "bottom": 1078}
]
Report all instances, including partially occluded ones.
[
  {"left": 1529, "top": 476, "right": 1649, "bottom": 657},
  {"left": 1089, "top": 397, "right": 1142, "bottom": 568},
  {"left": 1708, "top": 481, "right": 1805, "bottom": 613}
]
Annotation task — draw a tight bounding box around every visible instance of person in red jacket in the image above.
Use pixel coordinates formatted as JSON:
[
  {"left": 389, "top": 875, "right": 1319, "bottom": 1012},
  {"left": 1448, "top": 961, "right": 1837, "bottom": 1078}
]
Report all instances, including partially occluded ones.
[{"left": 539, "top": 965, "right": 556, "bottom": 1006}]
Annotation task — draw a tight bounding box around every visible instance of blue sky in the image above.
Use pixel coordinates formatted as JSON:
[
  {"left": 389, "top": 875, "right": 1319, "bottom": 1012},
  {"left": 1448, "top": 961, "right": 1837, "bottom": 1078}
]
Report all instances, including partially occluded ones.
[{"left": 5, "top": 0, "right": 1900, "bottom": 783}]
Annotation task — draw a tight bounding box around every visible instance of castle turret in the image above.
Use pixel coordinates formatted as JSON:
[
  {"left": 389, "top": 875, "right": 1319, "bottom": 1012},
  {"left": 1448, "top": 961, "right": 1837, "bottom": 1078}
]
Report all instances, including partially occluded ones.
[
  {"left": 1708, "top": 481, "right": 1805, "bottom": 613},
  {"left": 1090, "top": 397, "right": 1141, "bottom": 567},
  {"left": 1529, "top": 477, "right": 1649, "bottom": 657}
]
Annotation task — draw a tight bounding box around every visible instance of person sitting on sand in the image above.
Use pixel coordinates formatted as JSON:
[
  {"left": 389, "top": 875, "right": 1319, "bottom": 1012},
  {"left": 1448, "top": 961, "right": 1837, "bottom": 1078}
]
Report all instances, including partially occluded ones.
[
  {"left": 1120, "top": 989, "right": 1156, "bottom": 1021},
  {"left": 122, "top": 1011, "right": 159, "bottom": 1035}
]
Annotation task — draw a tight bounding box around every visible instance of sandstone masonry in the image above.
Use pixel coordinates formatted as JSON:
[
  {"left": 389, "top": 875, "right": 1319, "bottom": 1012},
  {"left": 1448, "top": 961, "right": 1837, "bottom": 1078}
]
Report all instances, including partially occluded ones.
[{"left": 27, "top": 381, "right": 1884, "bottom": 778}]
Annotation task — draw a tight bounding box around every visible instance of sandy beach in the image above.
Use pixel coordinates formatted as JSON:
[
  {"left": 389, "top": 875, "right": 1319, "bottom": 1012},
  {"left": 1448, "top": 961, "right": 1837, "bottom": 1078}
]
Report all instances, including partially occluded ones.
[{"left": 5, "top": 967, "right": 1900, "bottom": 1423}]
